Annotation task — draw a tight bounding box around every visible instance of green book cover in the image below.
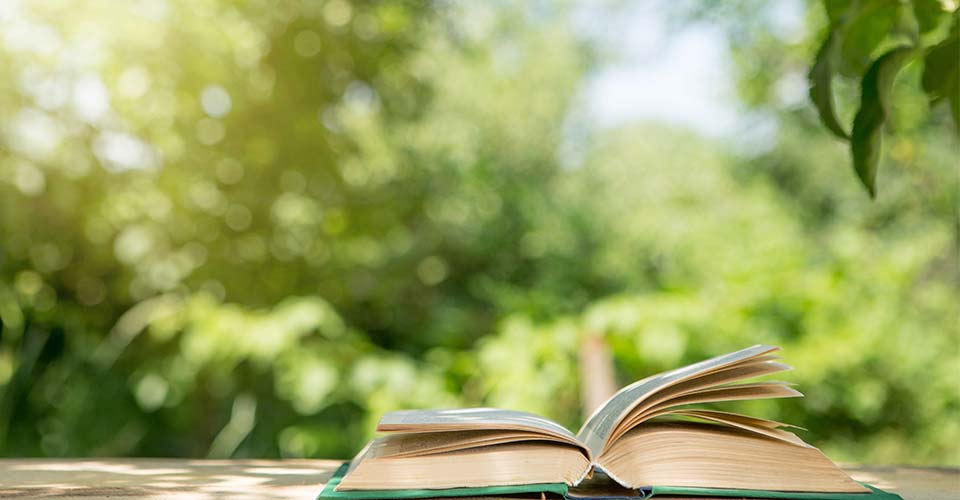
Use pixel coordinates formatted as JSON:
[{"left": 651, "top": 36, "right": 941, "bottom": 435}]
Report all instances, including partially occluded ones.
[
  {"left": 318, "top": 463, "right": 569, "bottom": 499},
  {"left": 645, "top": 484, "right": 903, "bottom": 500},
  {"left": 318, "top": 463, "right": 904, "bottom": 500}
]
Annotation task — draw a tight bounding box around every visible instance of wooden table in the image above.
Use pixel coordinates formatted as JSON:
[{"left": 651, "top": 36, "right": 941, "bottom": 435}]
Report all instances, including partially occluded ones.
[{"left": 0, "top": 459, "right": 956, "bottom": 499}]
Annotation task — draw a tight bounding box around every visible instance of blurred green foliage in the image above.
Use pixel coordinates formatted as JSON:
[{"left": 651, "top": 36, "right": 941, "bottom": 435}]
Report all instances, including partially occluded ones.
[{"left": 0, "top": 0, "right": 957, "bottom": 465}]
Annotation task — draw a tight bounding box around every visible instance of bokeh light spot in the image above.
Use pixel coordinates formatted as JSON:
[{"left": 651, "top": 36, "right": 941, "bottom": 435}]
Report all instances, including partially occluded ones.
[
  {"left": 417, "top": 256, "right": 449, "bottom": 286},
  {"left": 225, "top": 204, "right": 253, "bottom": 231},
  {"left": 323, "top": 0, "right": 352, "bottom": 27},
  {"left": 196, "top": 118, "right": 226, "bottom": 145},
  {"left": 294, "top": 30, "right": 322, "bottom": 57},
  {"left": 14, "top": 270, "right": 43, "bottom": 297},
  {"left": 72, "top": 73, "right": 110, "bottom": 122},
  {"left": 201, "top": 85, "right": 232, "bottom": 117},
  {"left": 13, "top": 161, "right": 45, "bottom": 196},
  {"left": 117, "top": 66, "right": 152, "bottom": 99},
  {"left": 216, "top": 158, "right": 245, "bottom": 185},
  {"left": 135, "top": 373, "right": 169, "bottom": 411}
]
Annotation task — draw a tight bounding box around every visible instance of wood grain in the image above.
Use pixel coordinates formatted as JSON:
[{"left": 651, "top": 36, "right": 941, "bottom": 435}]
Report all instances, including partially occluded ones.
[{"left": 0, "top": 459, "right": 955, "bottom": 499}]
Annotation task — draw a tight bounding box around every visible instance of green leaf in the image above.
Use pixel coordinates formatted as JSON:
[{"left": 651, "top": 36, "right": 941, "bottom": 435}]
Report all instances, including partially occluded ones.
[
  {"left": 921, "top": 25, "right": 960, "bottom": 128},
  {"left": 825, "top": 0, "right": 856, "bottom": 26},
  {"left": 851, "top": 47, "right": 916, "bottom": 198},
  {"left": 912, "top": 0, "right": 946, "bottom": 34},
  {"left": 810, "top": 32, "right": 850, "bottom": 139},
  {"left": 838, "top": 0, "right": 901, "bottom": 77}
]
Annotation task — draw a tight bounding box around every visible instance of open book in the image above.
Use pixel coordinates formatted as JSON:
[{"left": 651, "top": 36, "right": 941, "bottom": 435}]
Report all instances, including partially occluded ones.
[{"left": 334, "top": 345, "right": 869, "bottom": 495}]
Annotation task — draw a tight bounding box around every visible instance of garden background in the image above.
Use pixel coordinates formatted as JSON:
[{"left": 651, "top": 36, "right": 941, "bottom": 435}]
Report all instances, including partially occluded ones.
[{"left": 0, "top": 0, "right": 957, "bottom": 464}]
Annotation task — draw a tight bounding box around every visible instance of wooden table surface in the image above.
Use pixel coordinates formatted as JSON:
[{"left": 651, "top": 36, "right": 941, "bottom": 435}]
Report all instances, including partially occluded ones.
[{"left": 0, "top": 459, "right": 956, "bottom": 500}]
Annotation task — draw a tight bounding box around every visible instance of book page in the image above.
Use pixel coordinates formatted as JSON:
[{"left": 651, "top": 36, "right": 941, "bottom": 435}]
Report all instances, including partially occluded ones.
[
  {"left": 612, "top": 358, "right": 790, "bottom": 431},
  {"left": 631, "top": 381, "right": 801, "bottom": 418},
  {"left": 378, "top": 408, "right": 578, "bottom": 440},
  {"left": 338, "top": 440, "right": 592, "bottom": 490},
  {"left": 576, "top": 344, "right": 779, "bottom": 456},
  {"left": 597, "top": 422, "right": 867, "bottom": 492},
  {"left": 659, "top": 409, "right": 807, "bottom": 446},
  {"left": 367, "top": 429, "right": 578, "bottom": 458}
]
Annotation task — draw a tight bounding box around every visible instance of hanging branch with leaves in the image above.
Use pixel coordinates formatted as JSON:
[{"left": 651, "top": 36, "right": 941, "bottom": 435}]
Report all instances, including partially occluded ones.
[{"left": 809, "top": 0, "right": 958, "bottom": 198}]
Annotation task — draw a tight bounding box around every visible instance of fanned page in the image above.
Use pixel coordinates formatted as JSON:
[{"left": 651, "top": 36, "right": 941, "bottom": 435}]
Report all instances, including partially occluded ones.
[
  {"left": 378, "top": 408, "right": 577, "bottom": 440},
  {"left": 377, "top": 408, "right": 588, "bottom": 455},
  {"left": 576, "top": 344, "right": 784, "bottom": 457}
]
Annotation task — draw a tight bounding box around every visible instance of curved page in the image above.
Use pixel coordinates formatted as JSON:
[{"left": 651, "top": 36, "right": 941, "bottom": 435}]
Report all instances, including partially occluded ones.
[
  {"left": 379, "top": 408, "right": 577, "bottom": 439},
  {"left": 577, "top": 344, "right": 779, "bottom": 456}
]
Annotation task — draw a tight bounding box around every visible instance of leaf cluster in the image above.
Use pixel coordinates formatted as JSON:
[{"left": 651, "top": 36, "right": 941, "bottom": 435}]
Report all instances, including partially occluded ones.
[{"left": 809, "top": 0, "right": 958, "bottom": 197}]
